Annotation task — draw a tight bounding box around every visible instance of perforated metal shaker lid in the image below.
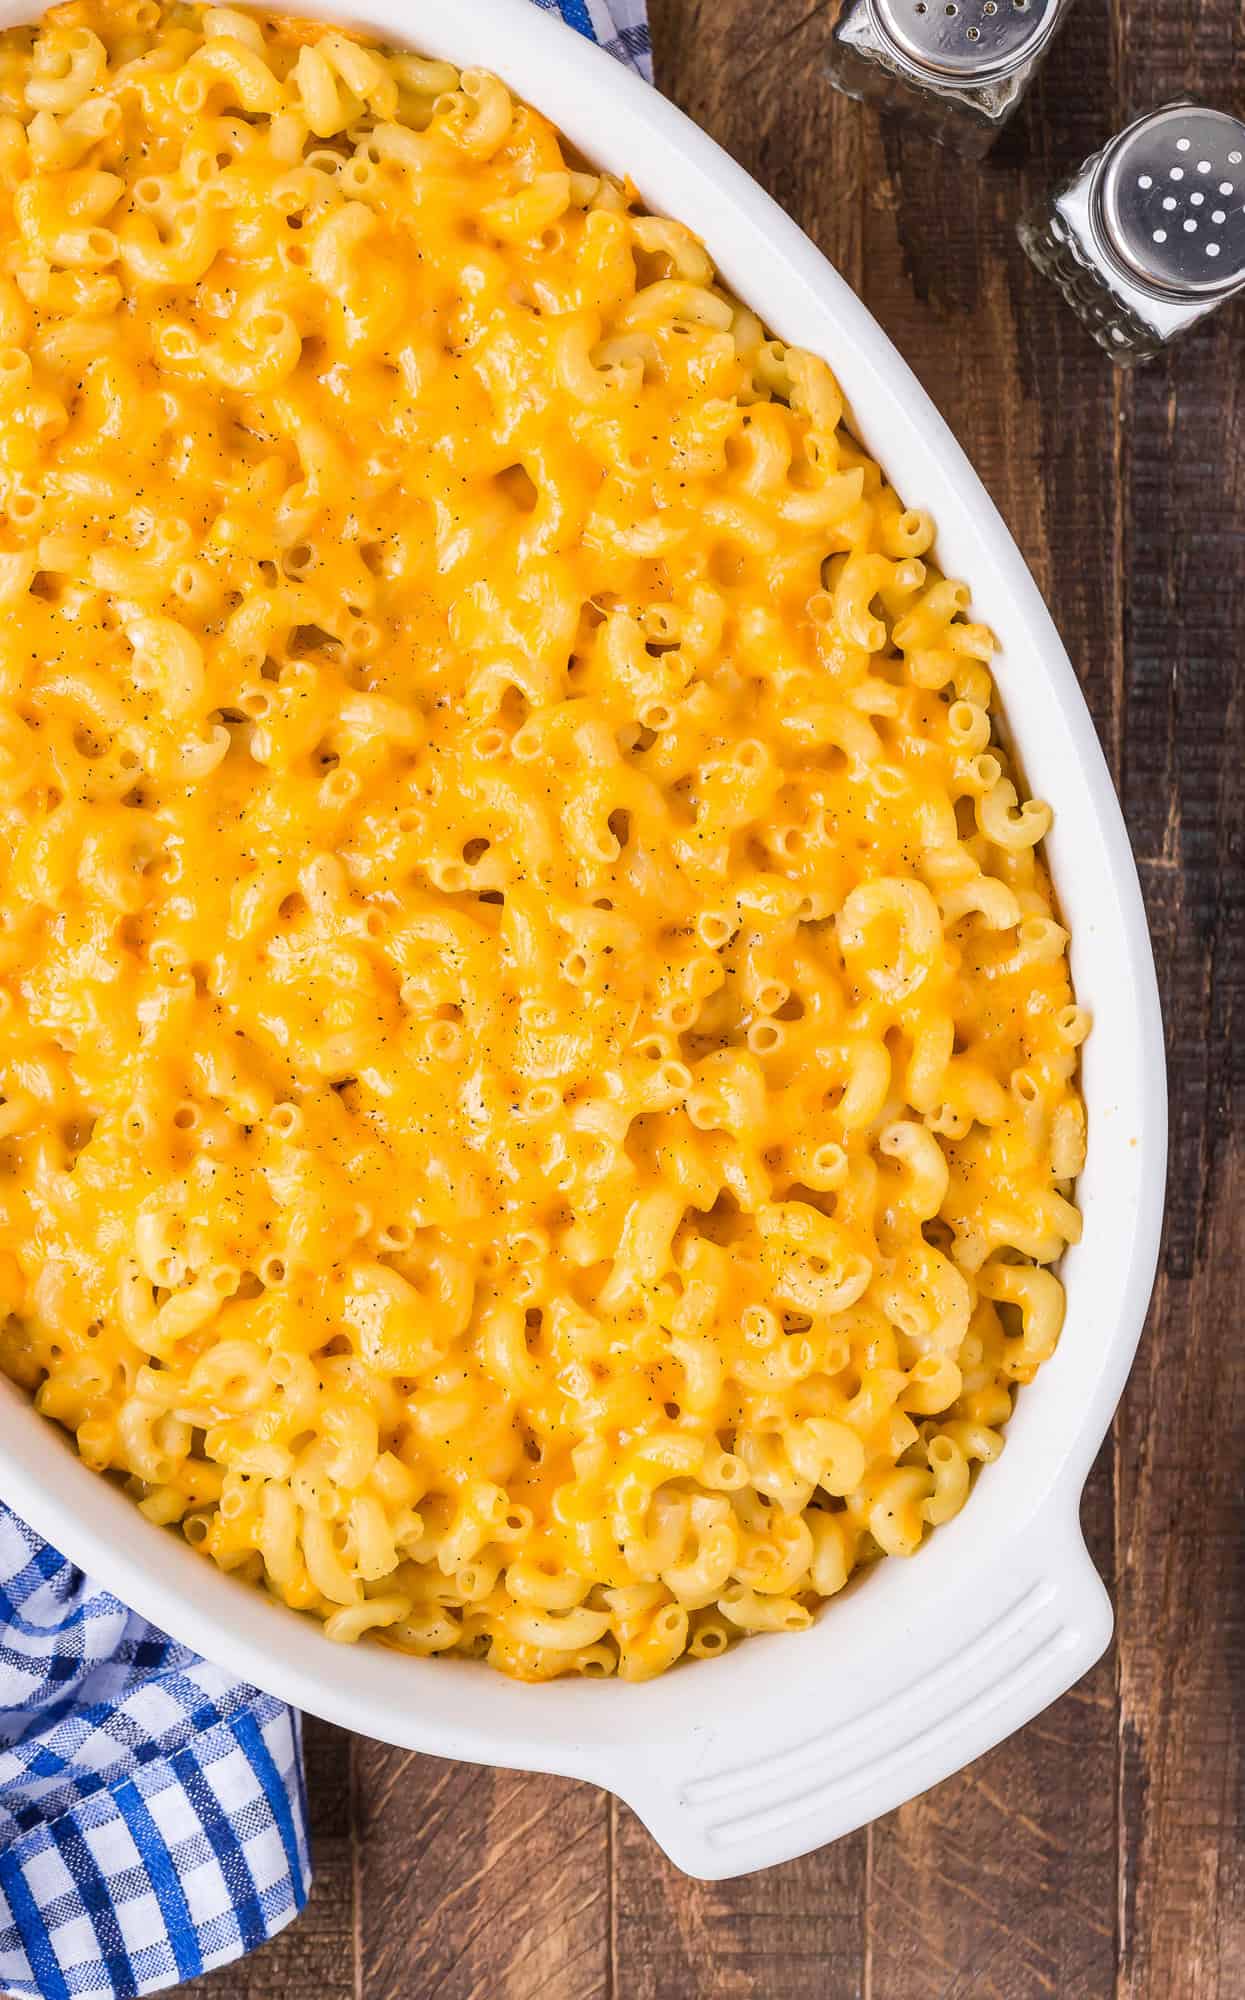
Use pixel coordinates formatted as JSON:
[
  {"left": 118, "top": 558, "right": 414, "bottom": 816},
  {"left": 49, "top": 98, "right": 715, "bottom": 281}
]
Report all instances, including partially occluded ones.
[
  {"left": 868, "top": 0, "right": 1061, "bottom": 83},
  {"left": 1092, "top": 105, "right": 1245, "bottom": 299}
]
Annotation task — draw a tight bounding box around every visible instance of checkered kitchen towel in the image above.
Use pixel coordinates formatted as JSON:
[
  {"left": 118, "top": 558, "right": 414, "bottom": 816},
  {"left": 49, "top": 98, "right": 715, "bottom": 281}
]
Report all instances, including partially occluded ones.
[
  {"left": 535, "top": 0, "right": 653, "bottom": 77},
  {"left": 0, "top": 16, "right": 651, "bottom": 2000},
  {"left": 0, "top": 1511, "right": 309, "bottom": 1997}
]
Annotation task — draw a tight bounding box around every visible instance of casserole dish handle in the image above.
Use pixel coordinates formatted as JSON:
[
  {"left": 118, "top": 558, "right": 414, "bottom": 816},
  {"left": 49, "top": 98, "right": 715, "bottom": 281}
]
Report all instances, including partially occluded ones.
[{"left": 612, "top": 1489, "right": 1111, "bottom": 1879}]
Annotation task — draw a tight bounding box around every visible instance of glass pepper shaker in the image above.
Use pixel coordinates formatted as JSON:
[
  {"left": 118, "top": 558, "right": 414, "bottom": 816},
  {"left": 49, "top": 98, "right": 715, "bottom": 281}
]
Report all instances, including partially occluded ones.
[
  {"left": 1018, "top": 103, "right": 1245, "bottom": 362},
  {"left": 825, "top": 0, "right": 1075, "bottom": 158}
]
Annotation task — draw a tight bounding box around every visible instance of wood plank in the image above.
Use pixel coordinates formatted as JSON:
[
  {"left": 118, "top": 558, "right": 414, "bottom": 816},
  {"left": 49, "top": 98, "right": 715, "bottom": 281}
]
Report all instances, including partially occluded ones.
[
  {"left": 612, "top": 1796, "right": 867, "bottom": 2000},
  {"left": 822, "top": 2, "right": 1124, "bottom": 1993},
  {"left": 648, "top": 0, "right": 858, "bottom": 140},
  {"left": 355, "top": 1751, "right": 609, "bottom": 2000},
  {"left": 1111, "top": 0, "right": 1245, "bottom": 1987},
  {"left": 1115, "top": 868, "right": 1245, "bottom": 2000},
  {"left": 1109, "top": 2, "right": 1245, "bottom": 1979}
]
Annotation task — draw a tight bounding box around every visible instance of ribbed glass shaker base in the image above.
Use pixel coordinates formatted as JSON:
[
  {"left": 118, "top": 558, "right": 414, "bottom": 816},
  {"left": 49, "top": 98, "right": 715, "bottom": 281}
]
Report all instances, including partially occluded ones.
[{"left": 1017, "top": 206, "right": 1165, "bottom": 362}]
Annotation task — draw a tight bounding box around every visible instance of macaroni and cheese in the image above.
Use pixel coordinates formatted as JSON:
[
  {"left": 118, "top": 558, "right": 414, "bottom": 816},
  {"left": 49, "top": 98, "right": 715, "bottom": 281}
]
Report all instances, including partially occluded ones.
[{"left": 0, "top": 0, "right": 1088, "bottom": 1680}]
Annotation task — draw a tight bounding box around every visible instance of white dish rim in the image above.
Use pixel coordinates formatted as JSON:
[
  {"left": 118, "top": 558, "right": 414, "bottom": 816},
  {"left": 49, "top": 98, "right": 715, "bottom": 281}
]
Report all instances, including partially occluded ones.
[{"left": 0, "top": 0, "right": 1166, "bottom": 1880}]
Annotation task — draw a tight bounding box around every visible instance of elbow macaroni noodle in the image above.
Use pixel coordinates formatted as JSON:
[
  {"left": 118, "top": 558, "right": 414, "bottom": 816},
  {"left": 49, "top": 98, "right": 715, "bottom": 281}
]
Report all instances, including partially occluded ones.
[{"left": 0, "top": 0, "right": 1088, "bottom": 1681}]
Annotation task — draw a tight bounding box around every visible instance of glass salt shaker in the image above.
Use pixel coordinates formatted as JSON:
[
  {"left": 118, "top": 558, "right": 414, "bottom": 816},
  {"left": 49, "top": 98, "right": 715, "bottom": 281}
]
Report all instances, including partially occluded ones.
[
  {"left": 825, "top": 0, "right": 1075, "bottom": 158},
  {"left": 1018, "top": 103, "right": 1245, "bottom": 362}
]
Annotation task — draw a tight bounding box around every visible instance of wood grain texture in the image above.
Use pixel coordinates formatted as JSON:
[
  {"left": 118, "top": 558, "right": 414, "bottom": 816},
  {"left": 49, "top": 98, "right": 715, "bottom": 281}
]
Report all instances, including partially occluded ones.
[
  {"left": 612, "top": 1795, "right": 866, "bottom": 2000},
  {"left": 354, "top": 1752, "right": 608, "bottom": 2000},
  {"left": 1110, "top": 1, "right": 1245, "bottom": 1992},
  {"left": 189, "top": 2, "right": 1244, "bottom": 1995}
]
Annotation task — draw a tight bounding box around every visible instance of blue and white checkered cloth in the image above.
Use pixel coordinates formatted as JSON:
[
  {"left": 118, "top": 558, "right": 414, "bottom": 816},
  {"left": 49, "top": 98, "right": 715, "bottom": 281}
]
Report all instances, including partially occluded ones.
[
  {"left": 0, "top": 16, "right": 651, "bottom": 2000},
  {"left": 534, "top": 0, "right": 652, "bottom": 79},
  {"left": 0, "top": 1511, "right": 308, "bottom": 1997}
]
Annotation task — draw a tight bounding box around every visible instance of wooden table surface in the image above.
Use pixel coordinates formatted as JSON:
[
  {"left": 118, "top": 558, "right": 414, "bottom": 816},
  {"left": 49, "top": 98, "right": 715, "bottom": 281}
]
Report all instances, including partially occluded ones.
[{"left": 191, "top": 3, "right": 1244, "bottom": 1994}]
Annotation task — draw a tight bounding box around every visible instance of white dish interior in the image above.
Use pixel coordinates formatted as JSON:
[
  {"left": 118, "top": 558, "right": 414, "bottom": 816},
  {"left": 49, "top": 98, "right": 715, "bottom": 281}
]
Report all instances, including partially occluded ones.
[{"left": 0, "top": 0, "right": 1166, "bottom": 1879}]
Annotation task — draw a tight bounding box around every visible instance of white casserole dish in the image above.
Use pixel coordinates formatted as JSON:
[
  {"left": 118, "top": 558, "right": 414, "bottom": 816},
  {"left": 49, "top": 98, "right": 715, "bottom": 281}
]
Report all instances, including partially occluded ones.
[{"left": 0, "top": 0, "right": 1166, "bottom": 1880}]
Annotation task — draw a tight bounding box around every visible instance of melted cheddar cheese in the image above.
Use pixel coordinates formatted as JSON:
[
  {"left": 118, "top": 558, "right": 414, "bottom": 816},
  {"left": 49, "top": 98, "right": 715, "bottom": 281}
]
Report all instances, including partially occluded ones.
[{"left": 0, "top": 1, "right": 1087, "bottom": 1679}]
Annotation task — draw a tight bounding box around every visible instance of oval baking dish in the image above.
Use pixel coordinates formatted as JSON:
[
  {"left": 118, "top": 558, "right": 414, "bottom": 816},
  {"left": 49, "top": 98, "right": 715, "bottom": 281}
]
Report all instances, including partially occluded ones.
[{"left": 0, "top": 0, "right": 1166, "bottom": 1880}]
